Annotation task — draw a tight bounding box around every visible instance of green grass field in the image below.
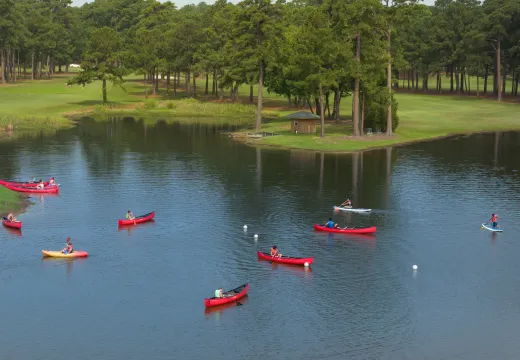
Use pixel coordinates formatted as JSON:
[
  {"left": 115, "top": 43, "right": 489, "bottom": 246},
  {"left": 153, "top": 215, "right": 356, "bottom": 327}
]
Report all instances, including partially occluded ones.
[
  {"left": 1, "top": 72, "right": 519, "bottom": 151},
  {"left": 0, "top": 186, "right": 30, "bottom": 217}
]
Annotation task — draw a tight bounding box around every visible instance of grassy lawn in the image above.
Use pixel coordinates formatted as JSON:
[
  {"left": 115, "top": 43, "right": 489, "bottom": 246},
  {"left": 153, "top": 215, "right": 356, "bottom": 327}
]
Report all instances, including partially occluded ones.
[
  {"left": 251, "top": 94, "right": 520, "bottom": 152},
  {"left": 1, "top": 72, "right": 520, "bottom": 151},
  {"left": 0, "top": 186, "right": 30, "bottom": 217}
]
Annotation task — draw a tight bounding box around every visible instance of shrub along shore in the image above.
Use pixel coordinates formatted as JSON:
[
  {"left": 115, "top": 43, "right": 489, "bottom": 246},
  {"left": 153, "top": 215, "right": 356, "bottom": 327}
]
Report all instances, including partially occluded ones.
[{"left": 1, "top": 74, "right": 520, "bottom": 152}]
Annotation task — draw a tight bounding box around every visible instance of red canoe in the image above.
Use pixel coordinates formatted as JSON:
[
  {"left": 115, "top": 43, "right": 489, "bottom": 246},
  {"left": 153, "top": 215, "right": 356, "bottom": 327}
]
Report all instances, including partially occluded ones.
[
  {"left": 2, "top": 217, "right": 22, "bottom": 229},
  {"left": 0, "top": 180, "right": 50, "bottom": 187},
  {"left": 313, "top": 224, "right": 377, "bottom": 234},
  {"left": 5, "top": 184, "right": 59, "bottom": 194},
  {"left": 117, "top": 212, "right": 155, "bottom": 226},
  {"left": 257, "top": 251, "right": 314, "bottom": 266},
  {"left": 204, "top": 284, "right": 249, "bottom": 307}
]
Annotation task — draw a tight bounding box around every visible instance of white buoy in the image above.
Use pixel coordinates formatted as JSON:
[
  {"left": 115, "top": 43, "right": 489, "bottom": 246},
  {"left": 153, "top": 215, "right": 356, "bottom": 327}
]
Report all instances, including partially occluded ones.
[
  {"left": 412, "top": 265, "right": 418, "bottom": 270},
  {"left": 304, "top": 262, "right": 309, "bottom": 267},
  {"left": 243, "top": 225, "right": 248, "bottom": 230},
  {"left": 254, "top": 234, "right": 258, "bottom": 239}
]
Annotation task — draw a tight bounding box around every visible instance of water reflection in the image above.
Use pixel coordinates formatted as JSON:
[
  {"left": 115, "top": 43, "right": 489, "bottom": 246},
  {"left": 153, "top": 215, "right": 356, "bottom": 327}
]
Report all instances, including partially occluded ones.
[{"left": 3, "top": 227, "right": 22, "bottom": 238}]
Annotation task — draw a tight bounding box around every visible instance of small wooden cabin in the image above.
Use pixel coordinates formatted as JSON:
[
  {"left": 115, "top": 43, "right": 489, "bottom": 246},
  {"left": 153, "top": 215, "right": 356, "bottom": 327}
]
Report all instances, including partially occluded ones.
[{"left": 286, "top": 111, "right": 319, "bottom": 134}]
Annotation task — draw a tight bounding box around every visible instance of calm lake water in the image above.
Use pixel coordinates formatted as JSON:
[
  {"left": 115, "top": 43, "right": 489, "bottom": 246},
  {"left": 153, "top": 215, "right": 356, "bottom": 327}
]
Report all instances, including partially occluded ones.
[{"left": 1, "top": 119, "right": 520, "bottom": 360}]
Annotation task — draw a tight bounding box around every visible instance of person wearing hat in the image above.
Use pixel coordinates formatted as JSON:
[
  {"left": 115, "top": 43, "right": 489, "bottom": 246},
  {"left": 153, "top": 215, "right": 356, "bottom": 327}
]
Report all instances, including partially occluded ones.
[{"left": 125, "top": 209, "right": 135, "bottom": 220}]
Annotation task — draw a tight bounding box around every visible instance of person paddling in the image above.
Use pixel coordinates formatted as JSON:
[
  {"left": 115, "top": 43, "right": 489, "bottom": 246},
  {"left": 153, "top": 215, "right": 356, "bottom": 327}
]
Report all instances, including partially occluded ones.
[
  {"left": 7, "top": 212, "right": 16, "bottom": 222},
  {"left": 126, "top": 210, "right": 135, "bottom": 220},
  {"left": 61, "top": 237, "right": 73, "bottom": 254},
  {"left": 270, "top": 246, "right": 282, "bottom": 258},
  {"left": 49, "top": 177, "right": 56, "bottom": 185},
  {"left": 487, "top": 213, "right": 499, "bottom": 229},
  {"left": 340, "top": 199, "right": 352, "bottom": 208}
]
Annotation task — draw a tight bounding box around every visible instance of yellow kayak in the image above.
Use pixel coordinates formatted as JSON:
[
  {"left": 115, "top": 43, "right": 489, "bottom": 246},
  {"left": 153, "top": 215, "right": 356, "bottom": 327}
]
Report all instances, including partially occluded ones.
[{"left": 41, "top": 250, "right": 88, "bottom": 258}]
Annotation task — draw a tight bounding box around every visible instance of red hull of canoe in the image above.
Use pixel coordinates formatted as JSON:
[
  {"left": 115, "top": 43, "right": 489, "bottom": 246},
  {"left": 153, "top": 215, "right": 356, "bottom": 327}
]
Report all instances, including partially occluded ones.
[
  {"left": 117, "top": 212, "right": 155, "bottom": 226},
  {"left": 204, "top": 284, "right": 249, "bottom": 307},
  {"left": 5, "top": 184, "right": 59, "bottom": 194},
  {"left": 313, "top": 224, "right": 377, "bottom": 234},
  {"left": 0, "top": 180, "right": 50, "bottom": 187},
  {"left": 257, "top": 251, "right": 314, "bottom": 266},
  {"left": 2, "top": 218, "right": 22, "bottom": 229}
]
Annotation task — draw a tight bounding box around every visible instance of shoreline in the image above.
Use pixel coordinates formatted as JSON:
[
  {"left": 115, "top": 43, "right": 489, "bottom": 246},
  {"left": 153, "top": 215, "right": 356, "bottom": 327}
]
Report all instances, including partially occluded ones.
[
  {"left": 228, "top": 128, "right": 520, "bottom": 154},
  {"left": 0, "top": 186, "right": 34, "bottom": 218}
]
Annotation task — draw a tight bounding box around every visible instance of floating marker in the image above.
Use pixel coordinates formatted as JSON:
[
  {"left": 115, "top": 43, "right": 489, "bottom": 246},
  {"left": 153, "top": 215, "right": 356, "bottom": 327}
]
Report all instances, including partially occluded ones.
[
  {"left": 304, "top": 262, "right": 309, "bottom": 267},
  {"left": 412, "top": 265, "right": 418, "bottom": 270}
]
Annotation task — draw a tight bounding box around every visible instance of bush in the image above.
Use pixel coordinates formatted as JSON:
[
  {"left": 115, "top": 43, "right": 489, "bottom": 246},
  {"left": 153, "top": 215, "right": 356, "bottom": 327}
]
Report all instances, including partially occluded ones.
[
  {"left": 363, "top": 89, "right": 399, "bottom": 133},
  {"left": 143, "top": 100, "right": 157, "bottom": 109}
]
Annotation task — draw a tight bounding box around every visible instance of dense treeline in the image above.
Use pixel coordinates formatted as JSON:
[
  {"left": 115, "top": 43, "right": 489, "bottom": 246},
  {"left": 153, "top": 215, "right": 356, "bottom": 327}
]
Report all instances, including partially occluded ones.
[{"left": 1, "top": 0, "right": 519, "bottom": 136}]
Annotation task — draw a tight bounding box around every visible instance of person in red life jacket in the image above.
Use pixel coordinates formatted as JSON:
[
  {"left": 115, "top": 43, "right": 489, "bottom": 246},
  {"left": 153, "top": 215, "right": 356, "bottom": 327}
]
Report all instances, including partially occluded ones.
[
  {"left": 61, "top": 237, "right": 74, "bottom": 254},
  {"left": 488, "top": 214, "right": 499, "bottom": 229}
]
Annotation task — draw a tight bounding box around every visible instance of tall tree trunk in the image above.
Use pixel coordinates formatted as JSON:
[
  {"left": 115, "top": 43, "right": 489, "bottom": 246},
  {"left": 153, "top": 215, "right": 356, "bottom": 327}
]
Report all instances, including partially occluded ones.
[
  {"left": 66, "top": 64, "right": 69, "bottom": 73},
  {"left": 353, "top": 32, "right": 361, "bottom": 136},
  {"left": 460, "top": 71, "right": 464, "bottom": 93},
  {"left": 407, "top": 69, "right": 410, "bottom": 90},
  {"left": 386, "top": 27, "right": 393, "bottom": 136},
  {"left": 173, "top": 72, "right": 177, "bottom": 95},
  {"left": 319, "top": 82, "right": 325, "bottom": 138},
  {"left": 144, "top": 73, "right": 148, "bottom": 98},
  {"left": 450, "top": 64, "right": 454, "bottom": 92},
  {"left": 59, "top": 64, "right": 62, "bottom": 73},
  {"left": 102, "top": 79, "right": 107, "bottom": 104},
  {"left": 483, "top": 65, "right": 488, "bottom": 94},
  {"left": 46, "top": 55, "right": 50, "bottom": 78},
  {"left": 31, "top": 51, "right": 35, "bottom": 80},
  {"left": 502, "top": 63, "right": 506, "bottom": 96},
  {"left": 193, "top": 73, "right": 197, "bottom": 97},
  {"left": 205, "top": 73, "right": 209, "bottom": 95},
  {"left": 166, "top": 71, "right": 171, "bottom": 94},
  {"left": 511, "top": 71, "right": 515, "bottom": 95},
  {"left": 249, "top": 84, "right": 254, "bottom": 104},
  {"left": 515, "top": 75, "right": 519, "bottom": 96},
  {"left": 255, "top": 59, "right": 263, "bottom": 131},
  {"left": 212, "top": 70, "right": 216, "bottom": 95},
  {"left": 0, "top": 48, "right": 5, "bottom": 84},
  {"left": 326, "top": 92, "right": 331, "bottom": 120},
  {"left": 361, "top": 90, "right": 365, "bottom": 136},
  {"left": 186, "top": 71, "right": 190, "bottom": 96},
  {"left": 477, "top": 75, "right": 480, "bottom": 97},
  {"left": 455, "top": 68, "right": 460, "bottom": 93},
  {"left": 467, "top": 72, "right": 470, "bottom": 95},
  {"left": 154, "top": 68, "right": 159, "bottom": 94},
  {"left": 38, "top": 58, "right": 42, "bottom": 79},
  {"left": 332, "top": 88, "right": 340, "bottom": 121},
  {"left": 497, "top": 39, "right": 502, "bottom": 101}
]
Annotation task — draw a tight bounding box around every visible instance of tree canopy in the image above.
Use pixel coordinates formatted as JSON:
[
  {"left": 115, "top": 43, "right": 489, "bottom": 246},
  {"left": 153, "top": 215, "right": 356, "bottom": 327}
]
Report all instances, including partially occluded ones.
[{"left": 2, "top": 0, "right": 520, "bottom": 134}]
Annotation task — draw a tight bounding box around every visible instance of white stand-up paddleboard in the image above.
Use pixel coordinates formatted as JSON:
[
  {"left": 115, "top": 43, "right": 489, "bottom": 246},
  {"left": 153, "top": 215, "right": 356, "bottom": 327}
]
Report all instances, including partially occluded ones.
[
  {"left": 334, "top": 206, "right": 371, "bottom": 213},
  {"left": 481, "top": 223, "right": 503, "bottom": 232}
]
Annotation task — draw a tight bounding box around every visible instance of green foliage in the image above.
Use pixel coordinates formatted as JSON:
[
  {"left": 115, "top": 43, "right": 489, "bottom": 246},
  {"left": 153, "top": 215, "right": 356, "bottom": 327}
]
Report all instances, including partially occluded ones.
[
  {"left": 68, "top": 26, "right": 126, "bottom": 103},
  {"left": 143, "top": 99, "right": 157, "bottom": 109},
  {"left": 363, "top": 90, "right": 399, "bottom": 132}
]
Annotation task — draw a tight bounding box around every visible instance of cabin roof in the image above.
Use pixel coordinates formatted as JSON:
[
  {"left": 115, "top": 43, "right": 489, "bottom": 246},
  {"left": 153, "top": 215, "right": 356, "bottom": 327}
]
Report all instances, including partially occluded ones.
[{"left": 284, "top": 111, "right": 320, "bottom": 120}]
